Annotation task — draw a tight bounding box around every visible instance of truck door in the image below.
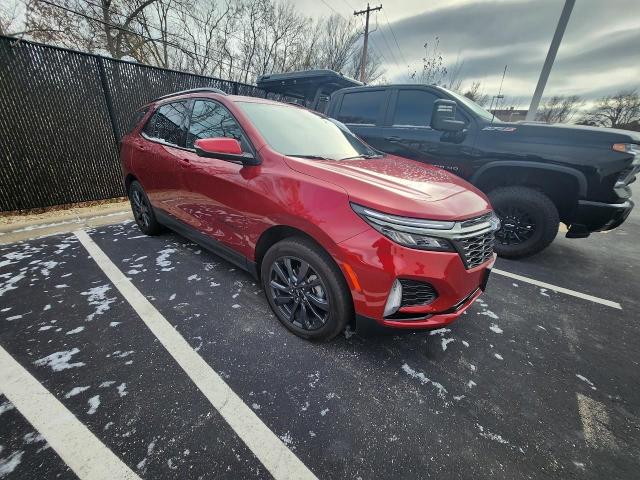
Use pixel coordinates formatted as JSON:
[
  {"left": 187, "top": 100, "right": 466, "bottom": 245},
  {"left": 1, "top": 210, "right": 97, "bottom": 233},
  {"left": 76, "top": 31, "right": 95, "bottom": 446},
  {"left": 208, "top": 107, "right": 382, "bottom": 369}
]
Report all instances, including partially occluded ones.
[
  {"left": 377, "top": 87, "right": 476, "bottom": 180},
  {"left": 332, "top": 89, "right": 390, "bottom": 152}
]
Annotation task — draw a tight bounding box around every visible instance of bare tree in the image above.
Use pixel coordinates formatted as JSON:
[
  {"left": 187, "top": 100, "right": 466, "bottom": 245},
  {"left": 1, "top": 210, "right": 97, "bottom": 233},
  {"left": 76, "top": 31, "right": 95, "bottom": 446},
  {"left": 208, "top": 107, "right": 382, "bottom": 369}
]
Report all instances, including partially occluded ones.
[
  {"left": 408, "top": 37, "right": 447, "bottom": 85},
  {"left": 535, "top": 95, "right": 583, "bottom": 123},
  {"left": 463, "top": 81, "right": 489, "bottom": 106},
  {"left": 349, "top": 45, "right": 385, "bottom": 84},
  {"left": 318, "top": 14, "right": 360, "bottom": 72},
  {"left": 579, "top": 89, "right": 640, "bottom": 129}
]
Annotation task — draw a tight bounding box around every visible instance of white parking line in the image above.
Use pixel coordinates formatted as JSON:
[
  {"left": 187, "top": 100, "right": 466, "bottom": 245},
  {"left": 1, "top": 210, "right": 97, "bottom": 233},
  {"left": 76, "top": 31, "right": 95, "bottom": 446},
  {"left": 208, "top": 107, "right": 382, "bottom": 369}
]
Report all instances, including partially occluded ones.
[
  {"left": 74, "top": 230, "right": 317, "bottom": 480},
  {"left": 492, "top": 268, "right": 622, "bottom": 310},
  {"left": 0, "top": 345, "right": 140, "bottom": 480}
]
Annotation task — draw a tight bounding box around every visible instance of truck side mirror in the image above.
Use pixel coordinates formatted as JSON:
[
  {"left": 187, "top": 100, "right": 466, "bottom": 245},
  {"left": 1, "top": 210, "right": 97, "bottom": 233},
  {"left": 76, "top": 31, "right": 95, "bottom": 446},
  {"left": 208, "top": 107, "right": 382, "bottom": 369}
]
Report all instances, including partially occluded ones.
[{"left": 431, "top": 99, "right": 466, "bottom": 132}]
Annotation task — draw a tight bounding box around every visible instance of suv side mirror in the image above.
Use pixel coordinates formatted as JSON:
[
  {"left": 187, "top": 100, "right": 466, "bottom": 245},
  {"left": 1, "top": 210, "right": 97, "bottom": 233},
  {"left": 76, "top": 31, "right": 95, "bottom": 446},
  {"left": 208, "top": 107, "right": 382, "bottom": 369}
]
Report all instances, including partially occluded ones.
[
  {"left": 431, "top": 99, "right": 466, "bottom": 132},
  {"left": 194, "top": 138, "right": 259, "bottom": 166}
]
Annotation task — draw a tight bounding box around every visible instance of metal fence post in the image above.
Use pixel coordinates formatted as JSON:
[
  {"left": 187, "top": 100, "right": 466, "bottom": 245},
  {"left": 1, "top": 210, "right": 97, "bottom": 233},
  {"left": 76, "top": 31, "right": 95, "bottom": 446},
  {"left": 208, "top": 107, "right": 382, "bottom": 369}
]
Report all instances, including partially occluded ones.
[{"left": 97, "top": 56, "right": 121, "bottom": 143}]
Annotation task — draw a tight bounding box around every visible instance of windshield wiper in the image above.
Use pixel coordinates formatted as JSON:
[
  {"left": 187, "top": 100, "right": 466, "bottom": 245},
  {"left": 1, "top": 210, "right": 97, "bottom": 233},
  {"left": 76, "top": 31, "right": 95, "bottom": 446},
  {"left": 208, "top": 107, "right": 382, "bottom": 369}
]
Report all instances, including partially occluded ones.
[
  {"left": 339, "top": 153, "right": 382, "bottom": 161},
  {"left": 288, "top": 154, "right": 331, "bottom": 160}
]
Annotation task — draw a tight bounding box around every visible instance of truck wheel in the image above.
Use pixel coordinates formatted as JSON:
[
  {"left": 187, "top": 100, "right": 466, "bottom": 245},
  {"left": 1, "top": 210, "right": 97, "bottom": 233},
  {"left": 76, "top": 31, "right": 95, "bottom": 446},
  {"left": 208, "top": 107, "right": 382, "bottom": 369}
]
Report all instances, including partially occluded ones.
[{"left": 489, "top": 186, "right": 559, "bottom": 258}]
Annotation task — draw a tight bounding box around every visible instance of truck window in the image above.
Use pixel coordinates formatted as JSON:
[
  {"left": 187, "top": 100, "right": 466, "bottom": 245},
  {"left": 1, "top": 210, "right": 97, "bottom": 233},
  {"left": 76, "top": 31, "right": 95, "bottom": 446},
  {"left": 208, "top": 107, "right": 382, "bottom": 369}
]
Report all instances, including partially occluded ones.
[
  {"left": 336, "top": 90, "right": 385, "bottom": 125},
  {"left": 393, "top": 90, "right": 438, "bottom": 127}
]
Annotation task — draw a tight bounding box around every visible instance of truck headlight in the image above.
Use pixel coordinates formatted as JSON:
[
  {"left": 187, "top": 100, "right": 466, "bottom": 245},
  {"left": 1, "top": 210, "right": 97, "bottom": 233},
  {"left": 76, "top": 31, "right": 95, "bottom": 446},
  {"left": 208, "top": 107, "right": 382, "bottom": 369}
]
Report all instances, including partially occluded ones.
[
  {"left": 351, "top": 203, "right": 455, "bottom": 251},
  {"left": 613, "top": 143, "right": 640, "bottom": 164}
]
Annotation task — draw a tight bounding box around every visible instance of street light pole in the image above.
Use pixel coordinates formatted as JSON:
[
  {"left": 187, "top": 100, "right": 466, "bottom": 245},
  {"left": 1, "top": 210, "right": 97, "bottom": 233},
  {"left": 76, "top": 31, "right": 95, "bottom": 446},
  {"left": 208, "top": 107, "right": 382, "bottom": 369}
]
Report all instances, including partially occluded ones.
[{"left": 525, "top": 0, "right": 575, "bottom": 121}]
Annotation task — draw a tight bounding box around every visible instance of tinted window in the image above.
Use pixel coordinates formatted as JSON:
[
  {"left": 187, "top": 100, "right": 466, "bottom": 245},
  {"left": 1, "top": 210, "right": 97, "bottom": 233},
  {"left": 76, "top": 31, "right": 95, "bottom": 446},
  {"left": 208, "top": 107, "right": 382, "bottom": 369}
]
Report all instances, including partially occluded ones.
[
  {"left": 186, "top": 100, "right": 248, "bottom": 151},
  {"left": 393, "top": 90, "right": 438, "bottom": 126},
  {"left": 336, "top": 90, "right": 385, "bottom": 125},
  {"left": 143, "top": 101, "right": 189, "bottom": 146}
]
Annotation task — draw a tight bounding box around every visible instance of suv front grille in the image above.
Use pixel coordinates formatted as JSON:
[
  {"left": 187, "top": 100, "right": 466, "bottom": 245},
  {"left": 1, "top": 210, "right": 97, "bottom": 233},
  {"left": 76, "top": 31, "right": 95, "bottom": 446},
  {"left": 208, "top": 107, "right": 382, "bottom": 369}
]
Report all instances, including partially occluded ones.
[
  {"left": 399, "top": 279, "right": 438, "bottom": 306},
  {"left": 453, "top": 230, "right": 495, "bottom": 269}
]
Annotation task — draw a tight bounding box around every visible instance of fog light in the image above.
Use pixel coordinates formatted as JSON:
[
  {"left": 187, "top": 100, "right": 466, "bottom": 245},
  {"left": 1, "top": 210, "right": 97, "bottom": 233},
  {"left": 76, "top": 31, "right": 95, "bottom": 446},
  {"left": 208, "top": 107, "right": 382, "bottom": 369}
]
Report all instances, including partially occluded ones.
[{"left": 384, "top": 279, "right": 403, "bottom": 317}]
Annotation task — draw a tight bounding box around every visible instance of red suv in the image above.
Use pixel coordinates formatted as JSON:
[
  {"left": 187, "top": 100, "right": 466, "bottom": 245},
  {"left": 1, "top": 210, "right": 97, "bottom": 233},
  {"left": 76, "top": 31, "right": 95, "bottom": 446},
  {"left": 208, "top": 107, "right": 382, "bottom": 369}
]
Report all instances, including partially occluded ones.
[{"left": 120, "top": 88, "right": 499, "bottom": 340}]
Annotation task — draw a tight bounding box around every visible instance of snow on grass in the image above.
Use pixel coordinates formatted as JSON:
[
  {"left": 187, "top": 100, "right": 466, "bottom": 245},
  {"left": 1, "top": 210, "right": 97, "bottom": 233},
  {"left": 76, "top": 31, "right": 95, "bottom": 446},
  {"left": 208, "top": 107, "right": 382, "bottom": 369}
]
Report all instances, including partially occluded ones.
[
  {"left": 65, "top": 326, "right": 85, "bottom": 335},
  {"left": 87, "top": 395, "right": 100, "bottom": 415},
  {"left": 64, "top": 386, "right": 90, "bottom": 398},
  {"left": 34, "top": 348, "right": 85, "bottom": 371},
  {"left": 576, "top": 374, "right": 597, "bottom": 390},
  {"left": 81, "top": 285, "right": 117, "bottom": 321},
  {"left": 489, "top": 323, "right": 503, "bottom": 334}
]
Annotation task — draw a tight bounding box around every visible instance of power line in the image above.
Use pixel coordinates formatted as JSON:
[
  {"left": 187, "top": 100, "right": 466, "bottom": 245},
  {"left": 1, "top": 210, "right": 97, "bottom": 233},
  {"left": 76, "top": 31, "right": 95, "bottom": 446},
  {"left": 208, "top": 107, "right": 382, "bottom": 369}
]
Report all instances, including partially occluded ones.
[
  {"left": 373, "top": 12, "right": 400, "bottom": 68},
  {"left": 382, "top": 8, "right": 407, "bottom": 67}
]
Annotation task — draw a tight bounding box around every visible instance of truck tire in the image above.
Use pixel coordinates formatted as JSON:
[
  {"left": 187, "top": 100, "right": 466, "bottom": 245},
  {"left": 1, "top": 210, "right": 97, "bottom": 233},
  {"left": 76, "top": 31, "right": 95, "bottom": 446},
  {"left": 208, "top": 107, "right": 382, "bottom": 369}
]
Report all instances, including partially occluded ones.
[{"left": 489, "top": 186, "right": 559, "bottom": 258}]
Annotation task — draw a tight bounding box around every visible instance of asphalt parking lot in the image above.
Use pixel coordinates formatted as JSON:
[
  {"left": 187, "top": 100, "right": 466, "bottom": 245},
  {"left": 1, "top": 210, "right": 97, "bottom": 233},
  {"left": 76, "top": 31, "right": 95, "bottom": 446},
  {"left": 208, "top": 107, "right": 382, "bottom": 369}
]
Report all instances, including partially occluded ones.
[{"left": 1, "top": 193, "right": 639, "bottom": 479}]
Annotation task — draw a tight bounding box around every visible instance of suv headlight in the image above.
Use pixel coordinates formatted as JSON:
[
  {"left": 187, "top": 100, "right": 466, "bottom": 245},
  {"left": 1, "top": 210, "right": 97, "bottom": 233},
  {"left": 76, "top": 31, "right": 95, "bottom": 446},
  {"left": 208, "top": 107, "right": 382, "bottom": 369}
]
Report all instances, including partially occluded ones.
[{"left": 351, "top": 203, "right": 456, "bottom": 251}]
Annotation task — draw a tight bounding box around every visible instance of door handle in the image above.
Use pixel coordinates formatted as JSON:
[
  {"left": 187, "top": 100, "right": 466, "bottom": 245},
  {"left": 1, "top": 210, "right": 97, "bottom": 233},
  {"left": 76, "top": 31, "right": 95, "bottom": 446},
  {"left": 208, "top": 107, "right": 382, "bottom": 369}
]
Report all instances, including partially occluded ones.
[{"left": 385, "top": 136, "right": 401, "bottom": 142}]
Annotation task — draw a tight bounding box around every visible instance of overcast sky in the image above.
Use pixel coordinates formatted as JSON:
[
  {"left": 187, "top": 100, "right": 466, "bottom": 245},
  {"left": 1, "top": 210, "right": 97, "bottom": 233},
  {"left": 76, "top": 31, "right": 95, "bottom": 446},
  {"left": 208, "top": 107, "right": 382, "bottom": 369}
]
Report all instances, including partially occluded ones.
[{"left": 288, "top": 0, "right": 640, "bottom": 107}]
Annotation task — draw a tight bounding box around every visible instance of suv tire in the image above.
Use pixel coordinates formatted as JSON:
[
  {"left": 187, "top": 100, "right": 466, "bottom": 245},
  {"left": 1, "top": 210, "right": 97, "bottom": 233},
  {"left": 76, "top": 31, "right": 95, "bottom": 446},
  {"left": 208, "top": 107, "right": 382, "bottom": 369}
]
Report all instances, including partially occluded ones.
[
  {"left": 261, "top": 237, "right": 352, "bottom": 341},
  {"left": 129, "top": 181, "right": 163, "bottom": 236},
  {"left": 489, "top": 186, "right": 559, "bottom": 258}
]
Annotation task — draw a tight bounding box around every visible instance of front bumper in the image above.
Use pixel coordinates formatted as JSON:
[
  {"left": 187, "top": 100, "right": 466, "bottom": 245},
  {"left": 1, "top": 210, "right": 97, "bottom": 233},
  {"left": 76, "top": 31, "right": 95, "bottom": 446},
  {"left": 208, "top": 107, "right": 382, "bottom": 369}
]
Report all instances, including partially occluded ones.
[
  {"left": 337, "top": 229, "right": 495, "bottom": 330},
  {"left": 567, "top": 199, "right": 634, "bottom": 238}
]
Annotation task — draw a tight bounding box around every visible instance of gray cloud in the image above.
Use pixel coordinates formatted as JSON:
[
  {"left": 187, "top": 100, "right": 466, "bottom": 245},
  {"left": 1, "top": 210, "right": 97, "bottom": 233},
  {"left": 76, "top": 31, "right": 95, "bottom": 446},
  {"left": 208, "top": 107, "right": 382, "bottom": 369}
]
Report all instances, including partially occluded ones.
[{"left": 371, "top": 0, "right": 640, "bottom": 101}]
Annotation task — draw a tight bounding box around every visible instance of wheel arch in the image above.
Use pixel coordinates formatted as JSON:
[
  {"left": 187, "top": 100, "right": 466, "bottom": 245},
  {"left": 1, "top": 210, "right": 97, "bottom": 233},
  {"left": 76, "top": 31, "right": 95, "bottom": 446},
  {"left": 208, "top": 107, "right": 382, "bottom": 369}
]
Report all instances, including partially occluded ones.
[
  {"left": 124, "top": 174, "right": 138, "bottom": 193},
  {"left": 472, "top": 162, "right": 587, "bottom": 222}
]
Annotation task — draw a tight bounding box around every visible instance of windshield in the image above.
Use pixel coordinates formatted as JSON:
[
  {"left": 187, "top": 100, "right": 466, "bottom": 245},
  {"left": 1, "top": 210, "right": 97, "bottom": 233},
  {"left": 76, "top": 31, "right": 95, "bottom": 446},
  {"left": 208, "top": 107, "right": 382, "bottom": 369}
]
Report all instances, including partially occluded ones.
[
  {"left": 236, "top": 101, "right": 379, "bottom": 160},
  {"left": 445, "top": 89, "right": 497, "bottom": 122}
]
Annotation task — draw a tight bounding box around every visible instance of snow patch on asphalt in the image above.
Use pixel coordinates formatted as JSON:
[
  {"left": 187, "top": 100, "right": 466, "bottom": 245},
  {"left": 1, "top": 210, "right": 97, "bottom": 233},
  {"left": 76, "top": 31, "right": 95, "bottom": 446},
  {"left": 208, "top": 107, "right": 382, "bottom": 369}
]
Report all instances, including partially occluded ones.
[
  {"left": 87, "top": 395, "right": 100, "bottom": 415},
  {"left": 576, "top": 374, "right": 597, "bottom": 390},
  {"left": 66, "top": 326, "right": 85, "bottom": 335},
  {"left": 81, "top": 284, "right": 117, "bottom": 321},
  {"left": 401, "top": 363, "right": 448, "bottom": 401},
  {"left": 156, "top": 248, "right": 177, "bottom": 271},
  {"left": 34, "top": 348, "right": 85, "bottom": 371},
  {"left": 65, "top": 386, "right": 90, "bottom": 398},
  {"left": 489, "top": 323, "right": 503, "bottom": 334}
]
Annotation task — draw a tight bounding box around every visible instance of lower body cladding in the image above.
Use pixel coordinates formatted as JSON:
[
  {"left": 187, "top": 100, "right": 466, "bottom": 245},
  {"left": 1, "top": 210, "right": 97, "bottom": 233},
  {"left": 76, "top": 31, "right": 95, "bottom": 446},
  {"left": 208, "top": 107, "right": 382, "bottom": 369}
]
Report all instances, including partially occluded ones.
[{"left": 336, "top": 229, "right": 495, "bottom": 333}]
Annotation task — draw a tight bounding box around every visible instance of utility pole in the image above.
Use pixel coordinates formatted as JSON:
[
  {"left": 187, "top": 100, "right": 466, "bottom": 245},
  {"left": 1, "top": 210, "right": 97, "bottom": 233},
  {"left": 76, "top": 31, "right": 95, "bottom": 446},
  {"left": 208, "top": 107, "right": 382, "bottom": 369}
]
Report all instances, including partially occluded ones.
[
  {"left": 525, "top": 0, "right": 575, "bottom": 121},
  {"left": 354, "top": 3, "right": 382, "bottom": 83}
]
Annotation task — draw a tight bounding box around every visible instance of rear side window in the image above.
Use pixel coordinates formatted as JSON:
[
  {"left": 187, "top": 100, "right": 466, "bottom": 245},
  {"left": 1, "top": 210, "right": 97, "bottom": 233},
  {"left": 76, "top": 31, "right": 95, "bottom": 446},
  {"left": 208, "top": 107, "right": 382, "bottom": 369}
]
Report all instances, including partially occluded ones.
[
  {"left": 336, "top": 90, "right": 386, "bottom": 125},
  {"left": 393, "top": 90, "right": 438, "bottom": 126},
  {"left": 186, "top": 100, "right": 248, "bottom": 151},
  {"left": 142, "top": 101, "right": 189, "bottom": 147}
]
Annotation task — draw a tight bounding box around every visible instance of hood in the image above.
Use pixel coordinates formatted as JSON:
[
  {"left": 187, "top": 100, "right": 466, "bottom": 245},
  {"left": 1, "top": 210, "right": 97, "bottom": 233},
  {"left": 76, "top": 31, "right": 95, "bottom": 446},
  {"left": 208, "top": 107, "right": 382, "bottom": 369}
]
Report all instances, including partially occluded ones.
[
  {"left": 493, "top": 120, "right": 640, "bottom": 146},
  {"left": 284, "top": 154, "right": 491, "bottom": 221}
]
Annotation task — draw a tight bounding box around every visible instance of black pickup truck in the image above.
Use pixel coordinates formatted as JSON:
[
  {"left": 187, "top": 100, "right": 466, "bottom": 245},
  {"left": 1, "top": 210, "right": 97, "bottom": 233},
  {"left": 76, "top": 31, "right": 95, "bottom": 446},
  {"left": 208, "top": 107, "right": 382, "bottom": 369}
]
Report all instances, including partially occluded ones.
[{"left": 258, "top": 71, "right": 638, "bottom": 258}]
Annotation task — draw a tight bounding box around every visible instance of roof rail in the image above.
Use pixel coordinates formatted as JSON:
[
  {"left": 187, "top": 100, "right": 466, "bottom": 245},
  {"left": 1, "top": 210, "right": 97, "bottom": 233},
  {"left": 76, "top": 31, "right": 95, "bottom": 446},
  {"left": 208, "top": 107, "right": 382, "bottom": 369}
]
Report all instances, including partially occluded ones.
[{"left": 154, "top": 87, "right": 227, "bottom": 102}]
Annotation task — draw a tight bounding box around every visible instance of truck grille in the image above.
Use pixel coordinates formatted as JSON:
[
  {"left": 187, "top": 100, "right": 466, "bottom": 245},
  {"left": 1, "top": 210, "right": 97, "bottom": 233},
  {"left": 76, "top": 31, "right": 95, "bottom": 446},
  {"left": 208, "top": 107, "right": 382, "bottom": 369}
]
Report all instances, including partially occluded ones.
[
  {"left": 453, "top": 230, "right": 495, "bottom": 269},
  {"left": 399, "top": 279, "right": 438, "bottom": 306}
]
